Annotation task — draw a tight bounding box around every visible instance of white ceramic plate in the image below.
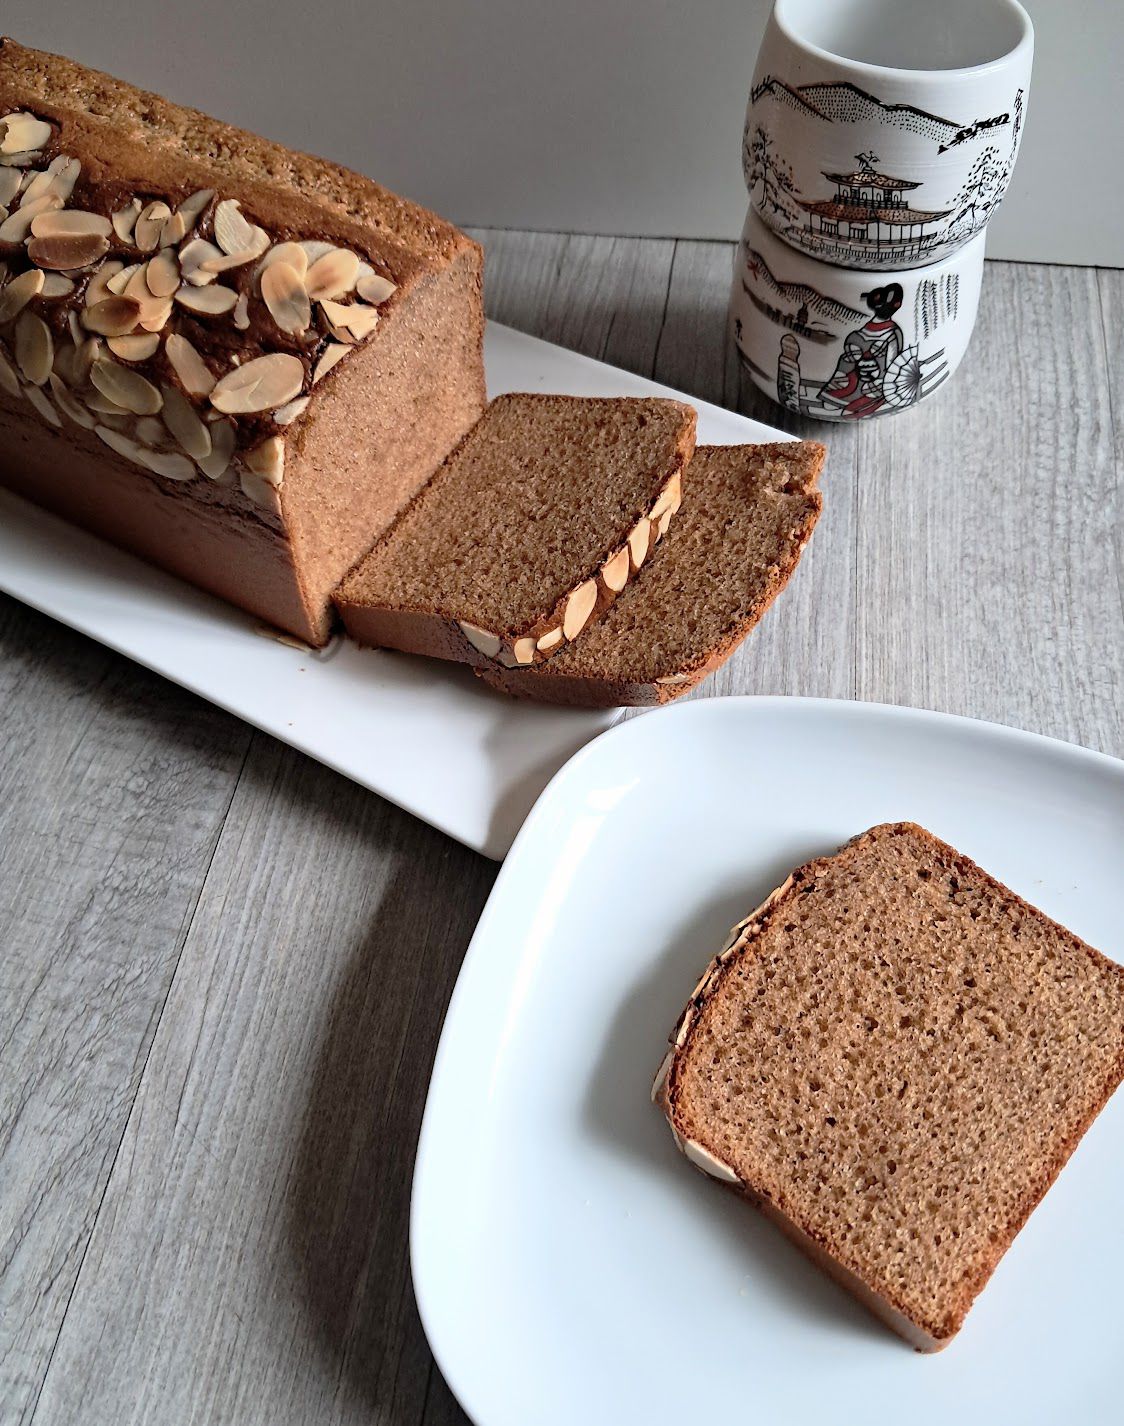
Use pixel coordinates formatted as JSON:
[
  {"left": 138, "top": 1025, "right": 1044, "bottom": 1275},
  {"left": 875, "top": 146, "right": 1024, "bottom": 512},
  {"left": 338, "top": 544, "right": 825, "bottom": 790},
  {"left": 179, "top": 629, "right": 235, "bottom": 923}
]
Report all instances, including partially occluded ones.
[
  {"left": 0, "top": 322, "right": 792, "bottom": 858},
  {"left": 412, "top": 697, "right": 1124, "bottom": 1424}
]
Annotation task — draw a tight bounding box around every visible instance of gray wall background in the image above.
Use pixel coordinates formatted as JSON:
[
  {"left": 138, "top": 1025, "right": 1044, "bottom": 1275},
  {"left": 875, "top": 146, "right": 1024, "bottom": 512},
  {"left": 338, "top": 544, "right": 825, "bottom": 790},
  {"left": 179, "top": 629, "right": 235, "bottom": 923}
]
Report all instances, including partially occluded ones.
[{"left": 2, "top": 0, "right": 1119, "bottom": 266}]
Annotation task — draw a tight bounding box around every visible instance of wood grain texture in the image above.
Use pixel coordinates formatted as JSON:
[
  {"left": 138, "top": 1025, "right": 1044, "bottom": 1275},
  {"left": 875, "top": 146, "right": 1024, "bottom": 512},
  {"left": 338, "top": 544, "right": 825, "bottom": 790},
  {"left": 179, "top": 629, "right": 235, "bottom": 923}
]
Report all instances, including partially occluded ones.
[{"left": 0, "top": 232, "right": 1118, "bottom": 1426}]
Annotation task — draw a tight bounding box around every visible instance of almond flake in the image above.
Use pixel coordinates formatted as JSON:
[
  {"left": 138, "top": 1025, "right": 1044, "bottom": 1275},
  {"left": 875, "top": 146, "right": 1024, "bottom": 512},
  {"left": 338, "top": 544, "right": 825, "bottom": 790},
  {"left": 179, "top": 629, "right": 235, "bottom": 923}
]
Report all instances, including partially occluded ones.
[
  {"left": 0, "top": 169, "right": 21, "bottom": 207},
  {"left": 91, "top": 357, "right": 163, "bottom": 415},
  {"left": 82, "top": 296, "right": 142, "bottom": 337},
  {"left": 165, "top": 334, "right": 215, "bottom": 396},
  {"left": 311, "top": 342, "right": 348, "bottom": 384},
  {"left": 0, "top": 114, "right": 52, "bottom": 156},
  {"left": 138, "top": 447, "right": 196, "bottom": 481},
  {"left": 66, "top": 309, "right": 83, "bottom": 346},
  {"left": 305, "top": 248, "right": 359, "bottom": 300},
  {"left": 175, "top": 189, "right": 214, "bottom": 229},
  {"left": 14, "top": 310, "right": 52, "bottom": 385},
  {"left": 602, "top": 546, "right": 630, "bottom": 592},
  {"left": 104, "top": 263, "right": 138, "bottom": 296},
  {"left": 233, "top": 293, "right": 249, "bottom": 330},
  {"left": 178, "top": 238, "right": 222, "bottom": 286},
  {"left": 30, "top": 210, "right": 112, "bottom": 240},
  {"left": 655, "top": 673, "right": 692, "bottom": 686},
  {"left": 0, "top": 192, "right": 61, "bottom": 243},
  {"left": 95, "top": 424, "right": 149, "bottom": 467},
  {"left": 134, "top": 202, "right": 172, "bottom": 252},
  {"left": 199, "top": 249, "right": 259, "bottom": 274},
  {"left": 27, "top": 232, "right": 110, "bottom": 271},
  {"left": 298, "top": 240, "right": 336, "bottom": 265},
  {"left": 650, "top": 471, "right": 682, "bottom": 521},
  {"left": 161, "top": 384, "right": 212, "bottom": 461},
  {"left": 536, "top": 628, "right": 563, "bottom": 653},
  {"left": 209, "top": 353, "right": 304, "bottom": 413},
  {"left": 144, "top": 250, "right": 180, "bottom": 297},
  {"left": 0, "top": 267, "right": 44, "bottom": 325},
  {"left": 0, "top": 345, "right": 22, "bottom": 399},
  {"left": 258, "top": 242, "right": 308, "bottom": 285},
  {"left": 23, "top": 155, "right": 81, "bottom": 206},
  {"left": 48, "top": 372, "right": 96, "bottom": 428},
  {"left": 159, "top": 211, "right": 187, "bottom": 247},
  {"left": 24, "top": 381, "right": 61, "bottom": 427},
  {"left": 273, "top": 395, "right": 310, "bottom": 426},
  {"left": 197, "top": 416, "right": 234, "bottom": 479},
  {"left": 656, "top": 508, "right": 673, "bottom": 538},
  {"left": 85, "top": 388, "right": 132, "bottom": 417},
  {"left": 513, "top": 637, "right": 537, "bottom": 666},
  {"left": 39, "top": 274, "right": 75, "bottom": 298},
  {"left": 174, "top": 283, "right": 238, "bottom": 315},
  {"left": 134, "top": 416, "right": 167, "bottom": 445},
  {"left": 563, "top": 579, "right": 598, "bottom": 641},
  {"left": 262, "top": 261, "right": 311, "bottom": 334},
  {"left": 111, "top": 199, "right": 143, "bottom": 243},
  {"left": 71, "top": 337, "right": 100, "bottom": 384},
  {"left": 108, "top": 333, "right": 160, "bottom": 361},
  {"left": 458, "top": 623, "right": 502, "bottom": 659},
  {"left": 628, "top": 517, "right": 651, "bottom": 570},
  {"left": 138, "top": 299, "right": 174, "bottom": 334},
  {"left": 0, "top": 152, "right": 42, "bottom": 170},
  {"left": 213, "top": 199, "right": 268, "bottom": 258},
  {"left": 240, "top": 469, "right": 283, "bottom": 513},
  {"left": 320, "top": 298, "right": 378, "bottom": 341},
  {"left": 243, "top": 435, "right": 284, "bottom": 485},
  {"left": 356, "top": 272, "right": 397, "bottom": 305}
]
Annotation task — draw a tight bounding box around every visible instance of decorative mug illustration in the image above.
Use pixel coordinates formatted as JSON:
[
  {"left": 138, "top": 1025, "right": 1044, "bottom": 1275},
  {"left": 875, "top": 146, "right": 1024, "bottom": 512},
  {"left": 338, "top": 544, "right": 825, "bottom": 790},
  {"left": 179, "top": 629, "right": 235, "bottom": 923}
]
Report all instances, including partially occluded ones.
[
  {"left": 744, "top": 78, "right": 1025, "bottom": 269},
  {"left": 734, "top": 243, "right": 958, "bottom": 420}
]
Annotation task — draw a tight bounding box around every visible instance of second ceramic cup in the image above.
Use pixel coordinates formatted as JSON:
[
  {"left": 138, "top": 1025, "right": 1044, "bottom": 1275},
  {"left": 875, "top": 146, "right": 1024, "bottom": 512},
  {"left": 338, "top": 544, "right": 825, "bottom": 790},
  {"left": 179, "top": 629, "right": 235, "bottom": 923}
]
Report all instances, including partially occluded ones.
[
  {"left": 730, "top": 205, "right": 985, "bottom": 421},
  {"left": 744, "top": 0, "right": 1032, "bottom": 270}
]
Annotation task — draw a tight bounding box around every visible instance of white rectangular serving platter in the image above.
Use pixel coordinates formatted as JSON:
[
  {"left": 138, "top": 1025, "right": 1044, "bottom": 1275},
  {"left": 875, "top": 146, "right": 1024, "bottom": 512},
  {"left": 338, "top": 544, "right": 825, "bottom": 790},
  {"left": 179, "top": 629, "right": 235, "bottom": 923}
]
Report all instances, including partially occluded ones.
[
  {"left": 412, "top": 697, "right": 1124, "bottom": 1425},
  {"left": 0, "top": 322, "right": 792, "bottom": 858}
]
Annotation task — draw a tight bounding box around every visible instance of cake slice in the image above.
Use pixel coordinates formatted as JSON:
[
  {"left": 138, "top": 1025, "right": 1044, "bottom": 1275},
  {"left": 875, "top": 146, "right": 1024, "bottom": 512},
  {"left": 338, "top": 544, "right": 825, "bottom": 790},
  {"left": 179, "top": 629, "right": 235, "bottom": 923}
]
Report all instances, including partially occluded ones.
[
  {"left": 478, "top": 442, "right": 824, "bottom": 706},
  {"left": 333, "top": 393, "right": 695, "bottom": 669},
  {"left": 654, "top": 823, "right": 1124, "bottom": 1351}
]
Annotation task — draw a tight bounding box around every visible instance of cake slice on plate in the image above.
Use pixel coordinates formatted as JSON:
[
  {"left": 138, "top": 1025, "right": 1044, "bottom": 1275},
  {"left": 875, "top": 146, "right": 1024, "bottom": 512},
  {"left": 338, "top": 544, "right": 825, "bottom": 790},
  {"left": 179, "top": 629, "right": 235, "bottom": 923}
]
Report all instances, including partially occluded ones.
[{"left": 654, "top": 822, "right": 1124, "bottom": 1350}]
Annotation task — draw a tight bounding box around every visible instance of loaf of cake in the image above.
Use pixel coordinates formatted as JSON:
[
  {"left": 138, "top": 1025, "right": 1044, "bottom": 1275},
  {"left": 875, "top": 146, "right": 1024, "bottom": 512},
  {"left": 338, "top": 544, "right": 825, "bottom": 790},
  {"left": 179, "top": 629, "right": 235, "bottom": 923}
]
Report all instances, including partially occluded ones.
[
  {"left": 334, "top": 393, "right": 696, "bottom": 669},
  {"left": 478, "top": 441, "right": 824, "bottom": 704},
  {"left": 0, "top": 38, "right": 485, "bottom": 645},
  {"left": 654, "top": 824, "right": 1124, "bottom": 1350}
]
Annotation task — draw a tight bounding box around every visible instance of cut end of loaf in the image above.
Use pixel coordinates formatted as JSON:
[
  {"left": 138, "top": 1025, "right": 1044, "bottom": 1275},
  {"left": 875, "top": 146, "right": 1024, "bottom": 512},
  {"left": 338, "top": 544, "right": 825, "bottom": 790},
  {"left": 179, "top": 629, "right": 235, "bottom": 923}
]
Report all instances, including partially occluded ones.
[{"left": 659, "top": 822, "right": 1124, "bottom": 1348}]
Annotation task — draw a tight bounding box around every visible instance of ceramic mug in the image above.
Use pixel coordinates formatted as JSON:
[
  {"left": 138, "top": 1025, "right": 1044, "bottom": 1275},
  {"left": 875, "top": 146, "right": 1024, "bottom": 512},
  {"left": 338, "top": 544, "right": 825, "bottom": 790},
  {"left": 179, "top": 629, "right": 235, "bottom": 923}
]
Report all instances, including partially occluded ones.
[
  {"left": 730, "top": 205, "right": 984, "bottom": 421},
  {"left": 744, "top": 0, "right": 1032, "bottom": 270}
]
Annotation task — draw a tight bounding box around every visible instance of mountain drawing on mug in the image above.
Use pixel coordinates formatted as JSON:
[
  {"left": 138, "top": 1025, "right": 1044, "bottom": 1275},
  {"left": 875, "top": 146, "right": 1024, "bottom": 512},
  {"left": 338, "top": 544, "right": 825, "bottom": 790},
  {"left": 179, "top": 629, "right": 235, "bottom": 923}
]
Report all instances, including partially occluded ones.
[{"left": 745, "top": 78, "right": 1024, "bottom": 266}]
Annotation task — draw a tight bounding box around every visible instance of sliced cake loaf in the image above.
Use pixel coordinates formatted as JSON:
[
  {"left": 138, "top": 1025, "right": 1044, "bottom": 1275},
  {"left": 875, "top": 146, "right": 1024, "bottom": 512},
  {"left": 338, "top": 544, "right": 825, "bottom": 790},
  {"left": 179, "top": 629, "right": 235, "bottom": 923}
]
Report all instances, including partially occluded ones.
[
  {"left": 654, "top": 823, "right": 1124, "bottom": 1351},
  {"left": 334, "top": 393, "right": 696, "bottom": 669},
  {"left": 478, "top": 442, "right": 824, "bottom": 706}
]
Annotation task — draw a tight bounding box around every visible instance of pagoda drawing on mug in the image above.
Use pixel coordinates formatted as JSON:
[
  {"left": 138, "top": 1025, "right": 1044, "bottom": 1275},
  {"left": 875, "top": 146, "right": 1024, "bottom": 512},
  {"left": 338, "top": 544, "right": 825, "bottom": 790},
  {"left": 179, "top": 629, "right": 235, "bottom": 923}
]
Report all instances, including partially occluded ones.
[{"left": 744, "top": 79, "right": 1026, "bottom": 269}]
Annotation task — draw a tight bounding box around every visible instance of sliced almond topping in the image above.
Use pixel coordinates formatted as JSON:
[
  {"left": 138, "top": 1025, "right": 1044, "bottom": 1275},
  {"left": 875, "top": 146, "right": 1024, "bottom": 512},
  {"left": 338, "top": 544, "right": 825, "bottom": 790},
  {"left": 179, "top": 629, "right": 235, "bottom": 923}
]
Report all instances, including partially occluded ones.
[
  {"left": 0, "top": 192, "right": 61, "bottom": 243},
  {"left": 244, "top": 435, "right": 285, "bottom": 486},
  {"left": 66, "top": 309, "right": 83, "bottom": 346},
  {"left": 240, "top": 469, "right": 283, "bottom": 513},
  {"left": 299, "top": 240, "right": 336, "bottom": 265},
  {"left": 305, "top": 248, "right": 360, "bottom": 301},
  {"left": 138, "top": 448, "right": 196, "bottom": 481},
  {"left": 71, "top": 337, "right": 100, "bottom": 385},
  {"left": 145, "top": 250, "right": 181, "bottom": 297},
  {"left": 233, "top": 292, "right": 249, "bottom": 331},
  {"left": 199, "top": 249, "right": 259, "bottom": 274},
  {"left": 656, "top": 508, "right": 673, "bottom": 538},
  {"left": 105, "top": 262, "right": 139, "bottom": 296},
  {"left": 458, "top": 623, "right": 503, "bottom": 659},
  {"left": 134, "top": 201, "right": 172, "bottom": 252},
  {"left": 111, "top": 199, "right": 143, "bottom": 243},
  {"left": 513, "top": 637, "right": 537, "bottom": 666},
  {"left": 175, "top": 189, "right": 214, "bottom": 229},
  {"left": 209, "top": 352, "right": 304, "bottom": 414},
  {"left": 655, "top": 672, "right": 692, "bottom": 686},
  {"left": 91, "top": 357, "right": 163, "bottom": 415},
  {"left": 108, "top": 332, "right": 160, "bottom": 361},
  {"left": 49, "top": 373, "right": 96, "bottom": 428},
  {"left": 356, "top": 272, "right": 397, "bottom": 305},
  {"left": 27, "top": 232, "right": 110, "bottom": 271},
  {"left": 214, "top": 199, "right": 269, "bottom": 259},
  {"left": 85, "top": 388, "right": 132, "bottom": 417},
  {"left": 30, "top": 210, "right": 112, "bottom": 240},
  {"left": 165, "top": 333, "right": 215, "bottom": 396},
  {"left": 0, "top": 114, "right": 52, "bottom": 156},
  {"left": 159, "top": 211, "right": 186, "bottom": 248},
  {"left": 174, "top": 283, "right": 238, "bottom": 316},
  {"left": 161, "top": 384, "right": 212, "bottom": 461},
  {"left": 23, "top": 156, "right": 81, "bottom": 206},
  {"left": 602, "top": 546, "right": 630, "bottom": 592},
  {"left": 0, "top": 169, "right": 22, "bottom": 207},
  {"left": 14, "top": 310, "right": 52, "bottom": 385},
  {"left": 262, "top": 261, "right": 311, "bottom": 334},
  {"left": 0, "top": 267, "right": 44, "bottom": 325},
  {"left": 563, "top": 579, "right": 599, "bottom": 641},
  {"left": 82, "top": 296, "right": 142, "bottom": 337},
  {"left": 311, "top": 341, "right": 348, "bottom": 384},
  {"left": 628, "top": 517, "right": 651, "bottom": 570},
  {"left": 138, "top": 299, "right": 174, "bottom": 334},
  {"left": 322, "top": 299, "right": 379, "bottom": 341},
  {"left": 95, "top": 424, "right": 149, "bottom": 467},
  {"left": 39, "top": 273, "right": 75, "bottom": 298},
  {"left": 131, "top": 416, "right": 163, "bottom": 446},
  {"left": 536, "top": 628, "right": 563, "bottom": 653},
  {"left": 178, "top": 238, "right": 222, "bottom": 286},
  {"left": 197, "top": 416, "right": 234, "bottom": 480},
  {"left": 273, "top": 395, "right": 310, "bottom": 426},
  {"left": 649, "top": 471, "right": 682, "bottom": 522},
  {"left": 0, "top": 152, "right": 41, "bottom": 171},
  {"left": 24, "top": 381, "right": 61, "bottom": 427},
  {"left": 0, "top": 345, "right": 22, "bottom": 399},
  {"left": 257, "top": 241, "right": 308, "bottom": 285}
]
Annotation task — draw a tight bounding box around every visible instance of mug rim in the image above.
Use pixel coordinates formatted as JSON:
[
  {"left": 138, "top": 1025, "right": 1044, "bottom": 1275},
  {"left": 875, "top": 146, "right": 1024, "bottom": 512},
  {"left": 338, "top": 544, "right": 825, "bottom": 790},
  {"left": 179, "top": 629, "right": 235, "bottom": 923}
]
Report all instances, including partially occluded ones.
[{"left": 772, "top": 0, "right": 1033, "bottom": 83}]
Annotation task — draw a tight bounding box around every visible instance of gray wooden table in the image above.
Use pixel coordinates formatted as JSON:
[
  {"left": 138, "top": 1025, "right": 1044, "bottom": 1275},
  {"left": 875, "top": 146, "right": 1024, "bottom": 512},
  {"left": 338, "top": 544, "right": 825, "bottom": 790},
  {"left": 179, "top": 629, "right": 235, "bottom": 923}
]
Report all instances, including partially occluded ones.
[{"left": 1, "top": 231, "right": 1121, "bottom": 1425}]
